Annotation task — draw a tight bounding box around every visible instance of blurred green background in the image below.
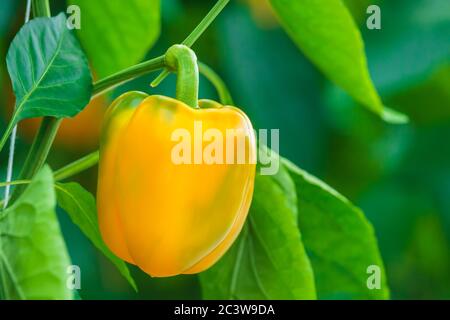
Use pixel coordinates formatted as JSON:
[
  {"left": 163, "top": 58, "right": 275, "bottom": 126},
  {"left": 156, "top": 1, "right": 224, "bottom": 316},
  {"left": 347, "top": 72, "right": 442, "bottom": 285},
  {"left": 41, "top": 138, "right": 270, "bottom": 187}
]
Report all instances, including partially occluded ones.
[{"left": 0, "top": 0, "right": 449, "bottom": 299}]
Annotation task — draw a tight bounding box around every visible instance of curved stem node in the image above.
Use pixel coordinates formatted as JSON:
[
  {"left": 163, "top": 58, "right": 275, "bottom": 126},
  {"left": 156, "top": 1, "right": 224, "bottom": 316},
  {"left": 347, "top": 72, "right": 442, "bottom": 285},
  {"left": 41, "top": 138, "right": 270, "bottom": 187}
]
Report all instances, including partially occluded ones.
[{"left": 165, "top": 45, "right": 199, "bottom": 108}]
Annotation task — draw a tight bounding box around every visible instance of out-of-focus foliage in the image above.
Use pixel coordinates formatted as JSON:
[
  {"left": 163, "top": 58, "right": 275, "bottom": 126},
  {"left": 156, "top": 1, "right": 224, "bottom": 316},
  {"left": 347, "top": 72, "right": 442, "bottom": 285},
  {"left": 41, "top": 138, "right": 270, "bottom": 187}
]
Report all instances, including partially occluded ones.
[
  {"left": 69, "top": 0, "right": 160, "bottom": 78},
  {"left": 14, "top": 95, "right": 106, "bottom": 152}
]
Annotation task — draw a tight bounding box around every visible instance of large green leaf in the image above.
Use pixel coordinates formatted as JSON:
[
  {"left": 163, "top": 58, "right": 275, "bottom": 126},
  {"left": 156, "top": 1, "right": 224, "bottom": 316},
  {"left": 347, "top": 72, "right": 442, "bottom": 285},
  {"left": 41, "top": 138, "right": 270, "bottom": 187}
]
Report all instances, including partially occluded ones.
[
  {"left": 6, "top": 13, "right": 92, "bottom": 124},
  {"left": 55, "top": 182, "right": 137, "bottom": 291},
  {"left": 0, "top": 166, "right": 72, "bottom": 300},
  {"left": 283, "top": 159, "right": 389, "bottom": 299},
  {"left": 268, "top": 0, "right": 407, "bottom": 123},
  {"left": 69, "top": 0, "right": 161, "bottom": 78},
  {"left": 200, "top": 165, "right": 316, "bottom": 299}
]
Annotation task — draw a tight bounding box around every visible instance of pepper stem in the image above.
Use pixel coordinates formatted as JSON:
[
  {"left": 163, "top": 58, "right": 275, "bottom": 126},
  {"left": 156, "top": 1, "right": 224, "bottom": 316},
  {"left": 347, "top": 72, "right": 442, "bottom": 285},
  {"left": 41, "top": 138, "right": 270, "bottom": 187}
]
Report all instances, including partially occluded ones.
[{"left": 164, "top": 45, "right": 199, "bottom": 109}]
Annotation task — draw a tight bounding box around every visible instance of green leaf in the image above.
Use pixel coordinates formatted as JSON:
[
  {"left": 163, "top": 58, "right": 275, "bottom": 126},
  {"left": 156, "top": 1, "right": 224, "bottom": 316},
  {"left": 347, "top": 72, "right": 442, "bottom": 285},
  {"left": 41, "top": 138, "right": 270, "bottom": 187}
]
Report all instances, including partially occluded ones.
[
  {"left": 69, "top": 0, "right": 161, "bottom": 78},
  {"left": 200, "top": 166, "right": 316, "bottom": 299},
  {"left": 268, "top": 0, "right": 407, "bottom": 123},
  {"left": 6, "top": 13, "right": 92, "bottom": 124},
  {"left": 55, "top": 182, "right": 137, "bottom": 291},
  {"left": 283, "top": 159, "right": 389, "bottom": 299},
  {"left": 0, "top": 166, "right": 72, "bottom": 300}
]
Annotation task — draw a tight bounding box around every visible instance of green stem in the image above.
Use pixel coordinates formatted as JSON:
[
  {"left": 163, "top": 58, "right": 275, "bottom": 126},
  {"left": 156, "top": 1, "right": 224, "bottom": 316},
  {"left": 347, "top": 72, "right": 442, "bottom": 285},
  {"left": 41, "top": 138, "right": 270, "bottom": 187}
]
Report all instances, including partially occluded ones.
[
  {"left": 0, "top": 0, "right": 51, "bottom": 298},
  {"left": 9, "top": 118, "right": 61, "bottom": 204},
  {"left": 5, "top": 0, "right": 53, "bottom": 207},
  {"left": 0, "top": 120, "right": 16, "bottom": 154},
  {"left": 32, "top": 0, "right": 50, "bottom": 17},
  {"left": 92, "top": 56, "right": 165, "bottom": 97},
  {"left": 0, "top": 180, "right": 32, "bottom": 188},
  {"left": 0, "top": 181, "right": 32, "bottom": 215},
  {"left": 165, "top": 45, "right": 199, "bottom": 108},
  {"left": 182, "top": 0, "right": 230, "bottom": 47},
  {"left": 54, "top": 151, "right": 99, "bottom": 181},
  {"left": 199, "top": 62, "right": 234, "bottom": 105},
  {"left": 150, "top": 69, "right": 170, "bottom": 88},
  {"left": 151, "top": 0, "right": 230, "bottom": 87}
]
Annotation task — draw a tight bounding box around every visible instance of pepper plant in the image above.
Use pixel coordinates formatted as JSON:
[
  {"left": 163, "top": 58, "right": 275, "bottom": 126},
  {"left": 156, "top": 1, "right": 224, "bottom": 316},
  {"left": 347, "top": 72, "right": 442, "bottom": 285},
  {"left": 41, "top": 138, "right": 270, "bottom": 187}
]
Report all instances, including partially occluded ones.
[{"left": 0, "top": 0, "right": 402, "bottom": 299}]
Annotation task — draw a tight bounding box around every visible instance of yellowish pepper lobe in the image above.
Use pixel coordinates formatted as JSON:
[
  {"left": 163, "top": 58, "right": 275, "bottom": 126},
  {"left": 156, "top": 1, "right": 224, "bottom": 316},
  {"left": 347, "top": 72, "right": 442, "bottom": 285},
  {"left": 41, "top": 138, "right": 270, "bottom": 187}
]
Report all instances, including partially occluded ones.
[{"left": 97, "top": 91, "right": 148, "bottom": 263}]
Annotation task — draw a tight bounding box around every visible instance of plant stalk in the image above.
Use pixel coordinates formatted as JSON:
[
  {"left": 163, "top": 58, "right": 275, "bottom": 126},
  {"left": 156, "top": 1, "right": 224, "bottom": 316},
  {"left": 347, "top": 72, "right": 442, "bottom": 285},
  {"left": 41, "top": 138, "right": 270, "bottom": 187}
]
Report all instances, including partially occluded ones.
[
  {"left": 9, "top": 118, "right": 61, "bottom": 204},
  {"left": 182, "top": 0, "right": 230, "bottom": 47},
  {"left": 165, "top": 45, "right": 199, "bottom": 108},
  {"left": 199, "top": 62, "right": 234, "bottom": 105},
  {"left": 151, "top": 0, "right": 230, "bottom": 87},
  {"left": 54, "top": 151, "right": 99, "bottom": 181},
  {"left": 5, "top": 0, "right": 52, "bottom": 206},
  {"left": 92, "top": 56, "right": 165, "bottom": 98},
  {"left": 32, "top": 0, "right": 50, "bottom": 17}
]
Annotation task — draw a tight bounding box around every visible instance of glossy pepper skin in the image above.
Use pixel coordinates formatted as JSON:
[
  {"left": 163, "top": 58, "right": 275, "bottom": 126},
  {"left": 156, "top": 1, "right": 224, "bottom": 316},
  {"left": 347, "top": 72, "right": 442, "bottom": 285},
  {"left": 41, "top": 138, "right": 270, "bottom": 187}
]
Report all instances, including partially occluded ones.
[{"left": 97, "top": 91, "right": 256, "bottom": 277}]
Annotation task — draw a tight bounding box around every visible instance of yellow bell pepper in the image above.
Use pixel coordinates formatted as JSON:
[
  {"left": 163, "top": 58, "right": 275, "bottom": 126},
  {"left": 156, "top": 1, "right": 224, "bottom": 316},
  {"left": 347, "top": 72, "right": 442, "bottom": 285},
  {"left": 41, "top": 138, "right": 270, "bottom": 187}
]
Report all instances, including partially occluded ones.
[{"left": 97, "top": 91, "right": 256, "bottom": 277}]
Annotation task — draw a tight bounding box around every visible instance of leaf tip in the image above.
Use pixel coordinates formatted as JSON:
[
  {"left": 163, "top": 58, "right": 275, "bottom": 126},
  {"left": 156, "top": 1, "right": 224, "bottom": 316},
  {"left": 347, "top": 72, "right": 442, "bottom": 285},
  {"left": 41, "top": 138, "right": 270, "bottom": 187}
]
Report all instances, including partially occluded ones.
[{"left": 381, "top": 107, "right": 409, "bottom": 124}]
